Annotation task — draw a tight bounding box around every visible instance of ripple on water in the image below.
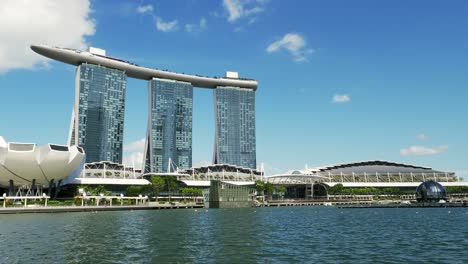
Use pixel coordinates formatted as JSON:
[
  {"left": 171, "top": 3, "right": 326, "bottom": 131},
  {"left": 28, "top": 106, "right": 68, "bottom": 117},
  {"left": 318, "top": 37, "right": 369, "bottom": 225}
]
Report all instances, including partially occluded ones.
[{"left": 0, "top": 207, "right": 467, "bottom": 263}]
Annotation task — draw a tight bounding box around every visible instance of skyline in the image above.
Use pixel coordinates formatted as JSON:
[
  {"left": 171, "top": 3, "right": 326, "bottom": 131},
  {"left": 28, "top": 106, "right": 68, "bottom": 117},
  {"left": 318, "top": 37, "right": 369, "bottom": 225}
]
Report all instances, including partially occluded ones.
[{"left": 0, "top": 0, "right": 467, "bottom": 178}]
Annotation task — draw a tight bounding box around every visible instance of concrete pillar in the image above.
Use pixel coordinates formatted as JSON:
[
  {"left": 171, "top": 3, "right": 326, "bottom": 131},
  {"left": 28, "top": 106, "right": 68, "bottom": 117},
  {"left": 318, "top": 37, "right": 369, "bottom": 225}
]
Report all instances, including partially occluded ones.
[
  {"left": 31, "top": 179, "right": 36, "bottom": 196},
  {"left": 47, "top": 179, "right": 54, "bottom": 197},
  {"left": 311, "top": 183, "right": 314, "bottom": 200},
  {"left": 305, "top": 183, "right": 314, "bottom": 200},
  {"left": 8, "top": 180, "right": 14, "bottom": 196},
  {"left": 53, "top": 180, "right": 62, "bottom": 199}
]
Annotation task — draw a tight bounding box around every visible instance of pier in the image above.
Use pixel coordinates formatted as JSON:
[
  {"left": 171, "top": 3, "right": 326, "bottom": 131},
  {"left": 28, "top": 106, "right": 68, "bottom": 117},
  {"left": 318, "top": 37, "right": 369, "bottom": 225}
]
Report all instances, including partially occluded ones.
[
  {"left": 0, "top": 202, "right": 203, "bottom": 214},
  {"left": 260, "top": 199, "right": 375, "bottom": 207},
  {"left": 337, "top": 201, "right": 468, "bottom": 209}
]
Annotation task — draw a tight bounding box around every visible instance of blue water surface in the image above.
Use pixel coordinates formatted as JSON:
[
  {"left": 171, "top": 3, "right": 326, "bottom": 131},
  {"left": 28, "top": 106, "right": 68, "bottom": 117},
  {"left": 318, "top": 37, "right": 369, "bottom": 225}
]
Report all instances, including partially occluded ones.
[{"left": 0, "top": 207, "right": 466, "bottom": 263}]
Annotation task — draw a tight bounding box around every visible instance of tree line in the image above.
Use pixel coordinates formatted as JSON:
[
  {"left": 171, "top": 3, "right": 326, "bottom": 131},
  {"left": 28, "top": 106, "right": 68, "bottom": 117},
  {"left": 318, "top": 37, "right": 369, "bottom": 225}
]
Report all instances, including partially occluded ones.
[
  {"left": 255, "top": 180, "right": 286, "bottom": 195},
  {"left": 126, "top": 176, "right": 202, "bottom": 197}
]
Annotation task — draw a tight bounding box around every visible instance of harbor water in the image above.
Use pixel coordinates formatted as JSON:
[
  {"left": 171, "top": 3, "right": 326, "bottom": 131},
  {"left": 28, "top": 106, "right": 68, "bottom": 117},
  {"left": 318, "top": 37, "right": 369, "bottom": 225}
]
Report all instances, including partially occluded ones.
[{"left": 0, "top": 207, "right": 466, "bottom": 263}]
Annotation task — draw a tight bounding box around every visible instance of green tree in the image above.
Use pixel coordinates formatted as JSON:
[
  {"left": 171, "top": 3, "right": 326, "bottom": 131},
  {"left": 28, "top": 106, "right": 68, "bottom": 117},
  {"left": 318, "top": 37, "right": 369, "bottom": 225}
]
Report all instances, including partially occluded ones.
[
  {"left": 164, "top": 176, "right": 178, "bottom": 201},
  {"left": 81, "top": 185, "right": 110, "bottom": 196},
  {"left": 255, "top": 181, "right": 274, "bottom": 195},
  {"left": 328, "top": 183, "right": 344, "bottom": 194},
  {"left": 180, "top": 187, "right": 202, "bottom": 196},
  {"left": 126, "top": 186, "right": 142, "bottom": 197},
  {"left": 264, "top": 182, "right": 274, "bottom": 195},
  {"left": 446, "top": 186, "right": 468, "bottom": 193},
  {"left": 255, "top": 180, "right": 265, "bottom": 194},
  {"left": 275, "top": 186, "right": 287, "bottom": 194},
  {"left": 150, "top": 176, "right": 165, "bottom": 198},
  {"left": 164, "top": 177, "right": 177, "bottom": 192}
]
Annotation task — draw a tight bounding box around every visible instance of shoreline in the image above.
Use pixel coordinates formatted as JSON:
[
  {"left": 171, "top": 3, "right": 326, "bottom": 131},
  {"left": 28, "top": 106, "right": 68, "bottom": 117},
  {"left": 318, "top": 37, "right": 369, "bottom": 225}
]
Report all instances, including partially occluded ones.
[
  {"left": 0, "top": 203, "right": 203, "bottom": 214},
  {"left": 337, "top": 202, "right": 468, "bottom": 209},
  {"left": 1, "top": 200, "right": 467, "bottom": 214}
]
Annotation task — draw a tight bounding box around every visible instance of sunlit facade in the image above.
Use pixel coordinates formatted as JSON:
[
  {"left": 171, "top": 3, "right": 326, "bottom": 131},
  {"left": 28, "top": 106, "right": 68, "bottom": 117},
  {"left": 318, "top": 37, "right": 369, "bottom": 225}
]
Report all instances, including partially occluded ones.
[
  {"left": 69, "top": 63, "right": 127, "bottom": 163},
  {"left": 143, "top": 78, "right": 193, "bottom": 173},
  {"left": 214, "top": 86, "right": 256, "bottom": 169}
]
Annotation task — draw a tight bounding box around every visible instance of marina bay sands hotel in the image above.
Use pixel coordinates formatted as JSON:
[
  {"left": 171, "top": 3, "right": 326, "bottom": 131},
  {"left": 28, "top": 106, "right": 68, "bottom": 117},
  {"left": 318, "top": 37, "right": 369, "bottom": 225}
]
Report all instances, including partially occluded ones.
[{"left": 31, "top": 45, "right": 258, "bottom": 173}]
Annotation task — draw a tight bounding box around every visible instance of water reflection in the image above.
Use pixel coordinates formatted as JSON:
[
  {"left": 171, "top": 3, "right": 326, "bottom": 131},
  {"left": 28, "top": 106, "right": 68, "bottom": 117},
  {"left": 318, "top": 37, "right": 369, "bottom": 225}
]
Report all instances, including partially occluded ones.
[{"left": 0, "top": 207, "right": 466, "bottom": 263}]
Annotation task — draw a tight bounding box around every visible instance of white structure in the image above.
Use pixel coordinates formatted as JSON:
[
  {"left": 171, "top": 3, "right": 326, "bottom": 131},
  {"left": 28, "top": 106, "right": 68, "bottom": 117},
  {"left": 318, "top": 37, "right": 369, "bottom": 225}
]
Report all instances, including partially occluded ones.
[
  {"left": 71, "top": 161, "right": 150, "bottom": 186},
  {"left": 265, "top": 160, "right": 468, "bottom": 188},
  {"left": 72, "top": 177, "right": 150, "bottom": 186},
  {"left": 88, "top": 47, "right": 106, "bottom": 56},
  {"left": 225, "top": 71, "right": 239, "bottom": 78},
  {"left": 0, "top": 136, "right": 85, "bottom": 188}
]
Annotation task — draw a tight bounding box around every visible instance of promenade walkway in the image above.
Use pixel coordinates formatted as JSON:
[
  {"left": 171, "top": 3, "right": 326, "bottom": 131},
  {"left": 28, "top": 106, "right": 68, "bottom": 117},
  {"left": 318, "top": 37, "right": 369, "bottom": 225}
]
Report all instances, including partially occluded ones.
[{"left": 0, "top": 202, "right": 203, "bottom": 214}]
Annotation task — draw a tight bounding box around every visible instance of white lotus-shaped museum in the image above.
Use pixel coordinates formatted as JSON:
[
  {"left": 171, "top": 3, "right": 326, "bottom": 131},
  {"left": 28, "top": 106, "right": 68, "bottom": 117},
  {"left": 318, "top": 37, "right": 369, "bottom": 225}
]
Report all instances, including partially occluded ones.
[{"left": 0, "top": 136, "right": 85, "bottom": 187}]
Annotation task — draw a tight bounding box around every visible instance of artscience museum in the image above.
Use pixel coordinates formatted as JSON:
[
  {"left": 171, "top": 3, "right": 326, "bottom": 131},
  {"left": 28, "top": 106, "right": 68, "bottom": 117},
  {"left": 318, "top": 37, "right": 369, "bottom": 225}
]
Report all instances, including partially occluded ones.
[{"left": 0, "top": 136, "right": 85, "bottom": 196}]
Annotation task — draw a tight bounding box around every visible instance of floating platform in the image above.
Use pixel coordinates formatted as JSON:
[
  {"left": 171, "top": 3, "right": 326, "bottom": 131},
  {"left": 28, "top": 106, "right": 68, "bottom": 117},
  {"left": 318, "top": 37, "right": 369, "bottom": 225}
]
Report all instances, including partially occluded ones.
[
  {"left": 262, "top": 200, "right": 374, "bottom": 207},
  {"left": 338, "top": 202, "right": 468, "bottom": 209}
]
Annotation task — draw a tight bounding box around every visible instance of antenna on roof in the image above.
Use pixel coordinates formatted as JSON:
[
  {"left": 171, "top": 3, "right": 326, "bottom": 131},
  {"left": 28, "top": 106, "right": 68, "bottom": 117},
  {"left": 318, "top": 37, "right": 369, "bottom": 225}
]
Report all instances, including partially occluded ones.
[{"left": 260, "top": 162, "right": 265, "bottom": 181}]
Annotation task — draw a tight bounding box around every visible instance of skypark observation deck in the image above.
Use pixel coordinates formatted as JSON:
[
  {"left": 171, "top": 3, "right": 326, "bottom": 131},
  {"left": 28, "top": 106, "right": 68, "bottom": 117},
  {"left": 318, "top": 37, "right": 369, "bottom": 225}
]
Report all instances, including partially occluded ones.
[{"left": 30, "top": 45, "right": 258, "bottom": 90}]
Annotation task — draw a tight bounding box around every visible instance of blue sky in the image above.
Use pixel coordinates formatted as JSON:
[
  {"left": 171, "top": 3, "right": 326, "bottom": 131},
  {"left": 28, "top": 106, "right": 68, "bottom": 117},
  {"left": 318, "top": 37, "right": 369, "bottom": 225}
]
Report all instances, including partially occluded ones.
[{"left": 0, "top": 0, "right": 467, "bottom": 178}]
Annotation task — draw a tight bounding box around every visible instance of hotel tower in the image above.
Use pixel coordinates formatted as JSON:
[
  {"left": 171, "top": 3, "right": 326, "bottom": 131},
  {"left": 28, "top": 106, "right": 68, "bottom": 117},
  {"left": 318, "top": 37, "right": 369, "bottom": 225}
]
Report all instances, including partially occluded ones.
[{"left": 31, "top": 45, "right": 258, "bottom": 172}]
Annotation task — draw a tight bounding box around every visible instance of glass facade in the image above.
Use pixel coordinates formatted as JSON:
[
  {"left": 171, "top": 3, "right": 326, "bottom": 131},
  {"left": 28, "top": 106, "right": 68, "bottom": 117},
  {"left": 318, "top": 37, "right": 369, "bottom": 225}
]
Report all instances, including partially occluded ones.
[
  {"left": 416, "top": 181, "right": 447, "bottom": 202},
  {"left": 214, "top": 86, "right": 256, "bottom": 169},
  {"left": 144, "top": 78, "right": 193, "bottom": 173},
  {"left": 69, "top": 63, "right": 127, "bottom": 163}
]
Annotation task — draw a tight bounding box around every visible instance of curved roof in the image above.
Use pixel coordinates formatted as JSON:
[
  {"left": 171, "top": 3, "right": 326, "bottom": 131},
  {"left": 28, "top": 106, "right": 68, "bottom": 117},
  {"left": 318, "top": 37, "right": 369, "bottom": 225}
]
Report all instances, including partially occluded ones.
[
  {"left": 183, "top": 164, "right": 262, "bottom": 175},
  {"left": 72, "top": 178, "right": 150, "bottom": 186},
  {"left": 312, "top": 160, "right": 438, "bottom": 174},
  {"left": 30, "top": 45, "right": 258, "bottom": 90},
  {"left": 0, "top": 137, "right": 85, "bottom": 187},
  {"left": 180, "top": 180, "right": 255, "bottom": 187},
  {"left": 273, "top": 160, "right": 447, "bottom": 179}
]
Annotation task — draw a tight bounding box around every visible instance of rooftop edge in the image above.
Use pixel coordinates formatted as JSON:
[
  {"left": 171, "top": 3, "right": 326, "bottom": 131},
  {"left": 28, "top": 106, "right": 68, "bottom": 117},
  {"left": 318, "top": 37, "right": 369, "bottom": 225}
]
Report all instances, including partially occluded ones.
[{"left": 31, "top": 44, "right": 258, "bottom": 90}]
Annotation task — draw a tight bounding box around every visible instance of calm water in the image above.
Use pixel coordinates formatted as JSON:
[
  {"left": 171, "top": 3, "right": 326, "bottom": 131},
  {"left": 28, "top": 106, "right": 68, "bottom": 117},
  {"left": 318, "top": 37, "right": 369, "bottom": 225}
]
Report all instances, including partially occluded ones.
[{"left": 0, "top": 207, "right": 467, "bottom": 263}]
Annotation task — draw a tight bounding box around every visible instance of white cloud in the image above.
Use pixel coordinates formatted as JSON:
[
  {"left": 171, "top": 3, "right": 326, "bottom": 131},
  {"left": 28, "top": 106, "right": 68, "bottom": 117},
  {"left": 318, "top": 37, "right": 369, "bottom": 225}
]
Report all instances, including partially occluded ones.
[
  {"left": 123, "top": 138, "right": 145, "bottom": 152},
  {"left": 223, "top": 0, "right": 267, "bottom": 23},
  {"left": 134, "top": 5, "right": 178, "bottom": 33},
  {"left": 185, "top": 18, "right": 207, "bottom": 33},
  {"left": 193, "top": 160, "right": 212, "bottom": 167},
  {"left": 122, "top": 151, "right": 143, "bottom": 170},
  {"left": 266, "top": 33, "right": 314, "bottom": 62},
  {"left": 248, "top": 17, "right": 257, "bottom": 25},
  {"left": 122, "top": 138, "right": 146, "bottom": 170},
  {"left": 332, "top": 94, "right": 351, "bottom": 103},
  {"left": 244, "top": 6, "right": 264, "bottom": 17},
  {"left": 0, "top": 0, "right": 95, "bottom": 74},
  {"left": 400, "top": 145, "right": 448, "bottom": 156},
  {"left": 416, "top": 134, "right": 428, "bottom": 140},
  {"left": 136, "top": 4, "right": 153, "bottom": 14},
  {"left": 156, "top": 17, "right": 178, "bottom": 32},
  {"left": 234, "top": 27, "right": 244, "bottom": 32}
]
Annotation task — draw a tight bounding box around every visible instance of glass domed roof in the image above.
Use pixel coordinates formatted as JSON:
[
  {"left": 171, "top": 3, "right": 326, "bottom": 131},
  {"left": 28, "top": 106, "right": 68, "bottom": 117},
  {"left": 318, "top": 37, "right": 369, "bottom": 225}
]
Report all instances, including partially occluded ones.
[{"left": 416, "top": 181, "right": 447, "bottom": 202}]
